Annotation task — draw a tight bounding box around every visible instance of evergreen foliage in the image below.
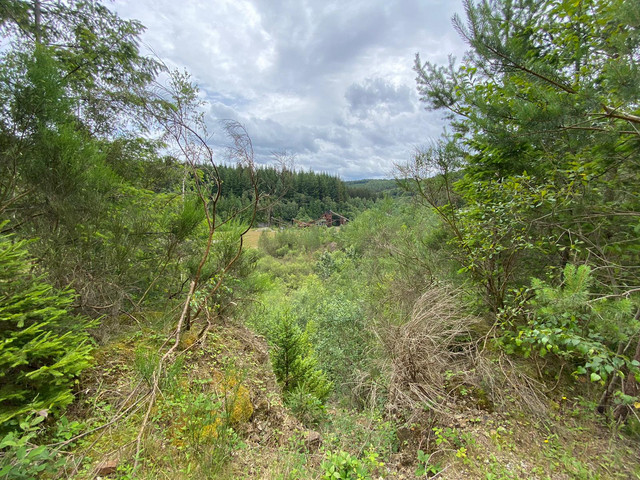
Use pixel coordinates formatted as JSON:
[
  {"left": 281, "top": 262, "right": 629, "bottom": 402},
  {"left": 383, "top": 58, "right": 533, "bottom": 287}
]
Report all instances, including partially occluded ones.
[
  {"left": 345, "top": 178, "right": 402, "bottom": 197},
  {"left": 0, "top": 227, "right": 94, "bottom": 430},
  {"left": 210, "top": 165, "right": 379, "bottom": 225},
  {"left": 407, "top": 0, "right": 640, "bottom": 415},
  {"left": 271, "top": 311, "right": 332, "bottom": 403},
  {"left": 1, "top": 0, "right": 162, "bottom": 134},
  {"left": 0, "top": 2, "right": 193, "bottom": 316}
]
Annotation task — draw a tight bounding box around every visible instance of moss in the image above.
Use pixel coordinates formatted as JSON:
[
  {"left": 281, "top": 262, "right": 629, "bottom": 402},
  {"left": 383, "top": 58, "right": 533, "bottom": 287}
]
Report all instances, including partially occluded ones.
[
  {"left": 211, "top": 370, "right": 254, "bottom": 424},
  {"left": 179, "top": 329, "right": 200, "bottom": 350},
  {"left": 168, "top": 369, "right": 254, "bottom": 449}
]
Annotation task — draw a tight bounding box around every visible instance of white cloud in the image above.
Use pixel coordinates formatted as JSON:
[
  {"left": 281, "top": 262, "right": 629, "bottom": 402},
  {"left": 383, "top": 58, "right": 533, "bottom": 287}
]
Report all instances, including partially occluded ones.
[{"left": 113, "top": 0, "right": 466, "bottom": 179}]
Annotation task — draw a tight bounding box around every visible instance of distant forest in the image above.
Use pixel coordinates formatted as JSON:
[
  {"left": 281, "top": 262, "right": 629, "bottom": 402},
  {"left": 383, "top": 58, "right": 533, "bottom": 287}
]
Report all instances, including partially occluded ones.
[
  {"left": 211, "top": 165, "right": 397, "bottom": 224},
  {"left": 345, "top": 178, "right": 401, "bottom": 195}
]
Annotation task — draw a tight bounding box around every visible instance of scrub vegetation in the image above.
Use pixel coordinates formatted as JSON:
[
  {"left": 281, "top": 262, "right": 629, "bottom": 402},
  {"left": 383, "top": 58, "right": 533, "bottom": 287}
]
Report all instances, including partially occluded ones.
[{"left": 1, "top": 0, "right": 640, "bottom": 478}]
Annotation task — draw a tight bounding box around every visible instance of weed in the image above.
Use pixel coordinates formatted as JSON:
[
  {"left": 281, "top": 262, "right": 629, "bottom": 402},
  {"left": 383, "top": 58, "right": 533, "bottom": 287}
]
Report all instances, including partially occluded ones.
[
  {"left": 323, "top": 408, "right": 398, "bottom": 461},
  {"left": 432, "top": 426, "right": 469, "bottom": 449},
  {"left": 320, "top": 449, "right": 379, "bottom": 480},
  {"left": 0, "top": 415, "right": 66, "bottom": 479},
  {"left": 133, "top": 345, "right": 158, "bottom": 386},
  {"left": 415, "top": 449, "right": 442, "bottom": 477}
]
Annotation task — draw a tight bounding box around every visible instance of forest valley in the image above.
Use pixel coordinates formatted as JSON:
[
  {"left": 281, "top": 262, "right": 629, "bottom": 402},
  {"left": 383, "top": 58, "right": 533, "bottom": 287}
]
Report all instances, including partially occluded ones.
[{"left": 1, "top": 0, "right": 640, "bottom": 478}]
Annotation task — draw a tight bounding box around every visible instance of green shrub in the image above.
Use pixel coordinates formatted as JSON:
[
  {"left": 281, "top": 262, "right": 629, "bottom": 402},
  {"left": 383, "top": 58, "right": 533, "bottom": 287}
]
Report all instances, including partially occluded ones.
[
  {"left": 511, "top": 264, "right": 638, "bottom": 386},
  {"left": 0, "top": 413, "right": 85, "bottom": 479},
  {"left": 258, "top": 227, "right": 333, "bottom": 257},
  {"left": 285, "top": 385, "right": 327, "bottom": 426},
  {"left": 0, "top": 415, "right": 61, "bottom": 479},
  {"left": 271, "top": 311, "right": 332, "bottom": 408},
  {"left": 297, "top": 293, "right": 369, "bottom": 398},
  {"left": 0, "top": 228, "right": 94, "bottom": 430},
  {"left": 321, "top": 449, "right": 383, "bottom": 480}
]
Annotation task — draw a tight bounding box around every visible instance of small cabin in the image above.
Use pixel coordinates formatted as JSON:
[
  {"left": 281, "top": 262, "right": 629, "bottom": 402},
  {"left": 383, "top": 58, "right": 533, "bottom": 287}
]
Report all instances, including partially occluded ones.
[{"left": 322, "top": 211, "right": 348, "bottom": 227}]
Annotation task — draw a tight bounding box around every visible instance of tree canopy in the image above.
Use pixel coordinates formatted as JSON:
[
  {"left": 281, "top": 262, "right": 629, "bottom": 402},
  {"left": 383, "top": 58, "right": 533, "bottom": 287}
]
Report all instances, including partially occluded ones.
[{"left": 406, "top": 0, "right": 640, "bottom": 417}]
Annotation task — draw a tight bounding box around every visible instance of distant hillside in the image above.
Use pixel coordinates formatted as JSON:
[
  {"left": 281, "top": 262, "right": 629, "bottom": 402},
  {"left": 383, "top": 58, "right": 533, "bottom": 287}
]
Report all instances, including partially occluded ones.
[
  {"left": 345, "top": 178, "right": 402, "bottom": 196},
  {"left": 208, "top": 165, "right": 381, "bottom": 223}
]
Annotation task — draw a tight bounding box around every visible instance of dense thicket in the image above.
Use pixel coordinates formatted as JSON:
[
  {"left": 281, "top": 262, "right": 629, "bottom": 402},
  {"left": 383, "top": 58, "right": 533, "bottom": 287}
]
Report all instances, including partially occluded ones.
[
  {"left": 0, "top": 2, "right": 209, "bottom": 440},
  {"left": 406, "top": 0, "right": 640, "bottom": 418},
  {"left": 0, "top": 1, "right": 187, "bottom": 315}
]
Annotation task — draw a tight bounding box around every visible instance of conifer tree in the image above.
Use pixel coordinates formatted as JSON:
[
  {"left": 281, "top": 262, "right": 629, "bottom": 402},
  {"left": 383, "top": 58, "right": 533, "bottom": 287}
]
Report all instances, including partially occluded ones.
[
  {"left": 409, "top": 0, "right": 640, "bottom": 304},
  {"left": 271, "top": 312, "right": 332, "bottom": 402},
  {"left": 0, "top": 226, "right": 94, "bottom": 430},
  {"left": 407, "top": 0, "right": 640, "bottom": 416}
]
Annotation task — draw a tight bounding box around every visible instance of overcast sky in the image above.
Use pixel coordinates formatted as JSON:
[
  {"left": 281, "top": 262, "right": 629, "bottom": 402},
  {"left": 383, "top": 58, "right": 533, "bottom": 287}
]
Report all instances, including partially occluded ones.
[{"left": 113, "top": 0, "right": 467, "bottom": 180}]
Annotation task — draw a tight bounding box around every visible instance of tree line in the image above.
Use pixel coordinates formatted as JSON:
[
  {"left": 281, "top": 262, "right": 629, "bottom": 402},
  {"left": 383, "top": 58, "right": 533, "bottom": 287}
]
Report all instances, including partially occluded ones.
[{"left": 211, "top": 165, "right": 380, "bottom": 225}]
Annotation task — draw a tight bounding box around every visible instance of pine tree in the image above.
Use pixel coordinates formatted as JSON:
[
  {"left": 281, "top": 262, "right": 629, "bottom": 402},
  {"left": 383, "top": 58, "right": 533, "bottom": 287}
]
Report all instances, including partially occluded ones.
[
  {"left": 408, "top": 0, "right": 640, "bottom": 416},
  {"left": 0, "top": 226, "right": 94, "bottom": 431},
  {"left": 409, "top": 0, "right": 640, "bottom": 305},
  {"left": 271, "top": 312, "right": 332, "bottom": 402}
]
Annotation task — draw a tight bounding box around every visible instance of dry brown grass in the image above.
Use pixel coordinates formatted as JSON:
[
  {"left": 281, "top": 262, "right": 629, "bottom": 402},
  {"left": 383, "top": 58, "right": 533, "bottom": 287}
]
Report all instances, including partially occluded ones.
[
  {"left": 380, "top": 285, "right": 477, "bottom": 417},
  {"left": 379, "top": 284, "right": 550, "bottom": 422},
  {"left": 472, "top": 351, "right": 549, "bottom": 417},
  {"left": 243, "top": 228, "right": 274, "bottom": 249}
]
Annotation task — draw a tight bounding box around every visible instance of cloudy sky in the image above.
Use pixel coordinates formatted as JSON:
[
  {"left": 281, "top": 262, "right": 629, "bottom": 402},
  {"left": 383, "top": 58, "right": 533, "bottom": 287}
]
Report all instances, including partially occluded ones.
[{"left": 113, "top": 0, "right": 467, "bottom": 180}]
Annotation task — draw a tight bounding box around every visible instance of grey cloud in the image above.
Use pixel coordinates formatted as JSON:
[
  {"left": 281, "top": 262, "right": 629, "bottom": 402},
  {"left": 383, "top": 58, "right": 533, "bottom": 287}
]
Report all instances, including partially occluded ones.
[
  {"left": 246, "top": 118, "right": 320, "bottom": 155},
  {"left": 345, "top": 78, "right": 415, "bottom": 119},
  {"left": 113, "top": 0, "right": 467, "bottom": 179},
  {"left": 208, "top": 101, "right": 242, "bottom": 121}
]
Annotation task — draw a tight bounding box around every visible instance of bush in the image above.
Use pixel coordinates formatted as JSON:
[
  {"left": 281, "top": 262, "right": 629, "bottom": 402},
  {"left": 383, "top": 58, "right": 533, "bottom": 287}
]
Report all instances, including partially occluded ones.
[
  {"left": 513, "top": 264, "right": 637, "bottom": 387},
  {"left": 0, "top": 415, "right": 62, "bottom": 479},
  {"left": 285, "top": 385, "right": 327, "bottom": 426},
  {"left": 321, "top": 449, "right": 383, "bottom": 480},
  {"left": 298, "top": 293, "right": 369, "bottom": 399},
  {"left": 271, "top": 311, "right": 332, "bottom": 410},
  {"left": 0, "top": 228, "right": 94, "bottom": 431},
  {"left": 258, "top": 227, "right": 333, "bottom": 257}
]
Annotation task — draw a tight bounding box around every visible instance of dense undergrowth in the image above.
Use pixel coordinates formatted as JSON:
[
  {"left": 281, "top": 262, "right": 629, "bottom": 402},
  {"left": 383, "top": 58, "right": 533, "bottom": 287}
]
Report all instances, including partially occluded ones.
[
  {"left": 2, "top": 193, "right": 639, "bottom": 479},
  {"left": 2, "top": 201, "right": 640, "bottom": 478},
  {"left": 244, "top": 201, "right": 640, "bottom": 479},
  {"left": 2, "top": 0, "right": 640, "bottom": 478}
]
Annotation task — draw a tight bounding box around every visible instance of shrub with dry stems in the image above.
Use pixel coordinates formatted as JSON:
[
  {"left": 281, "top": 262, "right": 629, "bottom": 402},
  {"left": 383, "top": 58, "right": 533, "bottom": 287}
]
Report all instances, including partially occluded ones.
[
  {"left": 472, "top": 351, "right": 548, "bottom": 417},
  {"left": 380, "top": 286, "right": 476, "bottom": 415},
  {"left": 370, "top": 285, "right": 550, "bottom": 422}
]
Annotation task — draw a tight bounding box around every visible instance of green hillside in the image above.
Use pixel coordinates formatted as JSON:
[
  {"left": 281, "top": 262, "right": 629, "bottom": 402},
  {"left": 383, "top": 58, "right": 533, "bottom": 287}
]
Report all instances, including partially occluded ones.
[{"left": 1, "top": 1, "right": 639, "bottom": 479}]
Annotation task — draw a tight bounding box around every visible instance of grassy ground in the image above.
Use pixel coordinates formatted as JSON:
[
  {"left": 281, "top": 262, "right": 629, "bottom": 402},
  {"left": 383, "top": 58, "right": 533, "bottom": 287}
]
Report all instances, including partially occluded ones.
[
  {"left": 65, "top": 313, "right": 304, "bottom": 479},
  {"left": 64, "top": 310, "right": 639, "bottom": 479},
  {"left": 243, "top": 228, "right": 275, "bottom": 249}
]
